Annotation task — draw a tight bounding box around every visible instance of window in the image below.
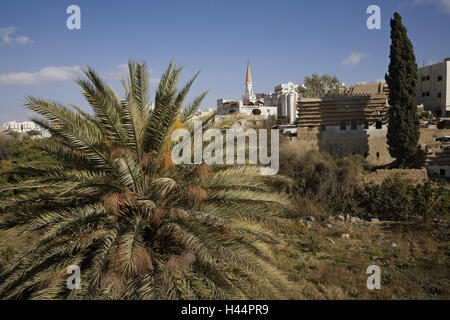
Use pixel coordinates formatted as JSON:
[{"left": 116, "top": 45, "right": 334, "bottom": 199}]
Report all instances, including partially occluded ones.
[
  {"left": 422, "top": 76, "right": 426, "bottom": 81},
  {"left": 376, "top": 121, "right": 382, "bottom": 129},
  {"left": 321, "top": 125, "right": 326, "bottom": 132},
  {"left": 426, "top": 75, "right": 430, "bottom": 81},
  {"left": 351, "top": 120, "right": 357, "bottom": 130},
  {"left": 376, "top": 152, "right": 380, "bottom": 158},
  {"left": 340, "top": 120, "right": 347, "bottom": 131},
  {"left": 440, "top": 169, "right": 446, "bottom": 176},
  {"left": 426, "top": 91, "right": 430, "bottom": 97},
  {"left": 422, "top": 92, "right": 426, "bottom": 97},
  {"left": 437, "top": 76, "right": 443, "bottom": 81},
  {"left": 437, "top": 92, "right": 442, "bottom": 98}
]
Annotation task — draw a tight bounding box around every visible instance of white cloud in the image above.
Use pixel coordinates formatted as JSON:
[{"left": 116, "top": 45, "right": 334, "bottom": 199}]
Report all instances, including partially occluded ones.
[
  {"left": 0, "top": 64, "right": 161, "bottom": 86},
  {"left": 0, "top": 26, "right": 34, "bottom": 46},
  {"left": 0, "top": 66, "right": 82, "bottom": 85},
  {"left": 16, "top": 35, "right": 32, "bottom": 45},
  {"left": 341, "top": 52, "right": 366, "bottom": 67},
  {"left": 412, "top": 0, "right": 450, "bottom": 13}
]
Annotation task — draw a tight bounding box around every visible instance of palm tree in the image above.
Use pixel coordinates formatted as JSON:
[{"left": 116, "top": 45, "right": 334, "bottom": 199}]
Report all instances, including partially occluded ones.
[{"left": 0, "top": 61, "right": 298, "bottom": 299}]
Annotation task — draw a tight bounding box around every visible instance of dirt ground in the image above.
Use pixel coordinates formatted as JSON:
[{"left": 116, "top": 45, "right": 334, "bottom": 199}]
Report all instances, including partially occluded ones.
[{"left": 274, "top": 214, "right": 450, "bottom": 299}]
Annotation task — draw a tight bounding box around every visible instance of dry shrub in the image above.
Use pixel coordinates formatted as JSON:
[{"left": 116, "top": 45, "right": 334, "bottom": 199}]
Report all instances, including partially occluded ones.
[{"left": 279, "top": 149, "right": 364, "bottom": 199}]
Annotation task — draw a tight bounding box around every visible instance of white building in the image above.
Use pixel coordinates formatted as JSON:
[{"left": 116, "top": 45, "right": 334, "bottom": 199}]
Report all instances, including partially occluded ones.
[
  {"left": 265, "top": 82, "right": 299, "bottom": 124},
  {"left": 1, "top": 120, "right": 51, "bottom": 138},
  {"left": 217, "top": 63, "right": 299, "bottom": 123},
  {"left": 417, "top": 58, "right": 450, "bottom": 117},
  {"left": 1, "top": 121, "right": 39, "bottom": 132}
]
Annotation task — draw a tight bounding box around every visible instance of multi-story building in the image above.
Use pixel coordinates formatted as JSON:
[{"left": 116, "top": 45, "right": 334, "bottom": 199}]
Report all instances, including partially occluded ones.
[{"left": 417, "top": 58, "right": 450, "bottom": 117}]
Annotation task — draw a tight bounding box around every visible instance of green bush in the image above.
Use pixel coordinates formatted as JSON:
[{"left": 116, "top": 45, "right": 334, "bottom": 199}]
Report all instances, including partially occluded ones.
[{"left": 356, "top": 175, "right": 449, "bottom": 221}]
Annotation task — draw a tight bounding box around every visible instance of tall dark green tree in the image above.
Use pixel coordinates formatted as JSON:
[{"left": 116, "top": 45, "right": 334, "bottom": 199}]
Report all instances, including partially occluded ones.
[{"left": 385, "top": 12, "right": 419, "bottom": 166}]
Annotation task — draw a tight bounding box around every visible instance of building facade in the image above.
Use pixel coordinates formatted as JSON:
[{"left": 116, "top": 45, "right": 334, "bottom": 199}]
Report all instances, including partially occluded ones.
[
  {"left": 294, "top": 82, "right": 392, "bottom": 165},
  {"left": 417, "top": 58, "right": 450, "bottom": 117}
]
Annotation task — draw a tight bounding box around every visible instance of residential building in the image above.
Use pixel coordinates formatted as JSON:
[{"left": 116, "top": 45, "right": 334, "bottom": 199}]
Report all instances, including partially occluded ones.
[{"left": 417, "top": 58, "right": 450, "bottom": 117}]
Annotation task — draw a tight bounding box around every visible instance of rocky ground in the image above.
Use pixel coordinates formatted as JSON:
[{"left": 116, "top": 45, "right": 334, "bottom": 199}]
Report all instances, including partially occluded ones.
[{"left": 274, "top": 213, "right": 450, "bottom": 299}]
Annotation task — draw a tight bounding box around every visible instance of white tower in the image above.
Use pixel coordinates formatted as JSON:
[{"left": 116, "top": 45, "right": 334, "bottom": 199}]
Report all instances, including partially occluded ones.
[{"left": 243, "top": 62, "right": 255, "bottom": 101}]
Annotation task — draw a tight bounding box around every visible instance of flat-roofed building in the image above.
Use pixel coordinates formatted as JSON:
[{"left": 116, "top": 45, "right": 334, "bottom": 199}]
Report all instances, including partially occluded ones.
[
  {"left": 1, "top": 121, "right": 39, "bottom": 132},
  {"left": 417, "top": 58, "right": 450, "bottom": 117}
]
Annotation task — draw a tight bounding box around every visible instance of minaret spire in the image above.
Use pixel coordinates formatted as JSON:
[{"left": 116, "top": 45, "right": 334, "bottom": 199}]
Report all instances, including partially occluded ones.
[
  {"left": 246, "top": 61, "right": 252, "bottom": 83},
  {"left": 244, "top": 61, "right": 254, "bottom": 100}
]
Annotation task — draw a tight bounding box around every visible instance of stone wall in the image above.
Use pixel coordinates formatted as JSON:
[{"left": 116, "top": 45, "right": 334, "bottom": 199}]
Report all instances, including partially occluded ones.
[{"left": 291, "top": 127, "right": 394, "bottom": 166}]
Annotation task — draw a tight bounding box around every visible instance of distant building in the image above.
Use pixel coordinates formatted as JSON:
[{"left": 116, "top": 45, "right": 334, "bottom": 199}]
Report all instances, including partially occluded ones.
[
  {"left": 1, "top": 121, "right": 39, "bottom": 132},
  {"left": 1, "top": 120, "right": 51, "bottom": 138},
  {"left": 417, "top": 58, "right": 450, "bottom": 117},
  {"left": 217, "top": 63, "right": 299, "bottom": 123}
]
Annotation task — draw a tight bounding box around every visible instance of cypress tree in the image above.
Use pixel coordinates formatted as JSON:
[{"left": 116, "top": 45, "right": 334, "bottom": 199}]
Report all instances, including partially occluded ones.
[{"left": 385, "top": 12, "right": 419, "bottom": 166}]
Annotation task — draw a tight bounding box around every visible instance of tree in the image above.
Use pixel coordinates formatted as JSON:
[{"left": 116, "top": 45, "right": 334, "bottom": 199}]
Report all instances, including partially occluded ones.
[
  {"left": 26, "top": 130, "right": 41, "bottom": 137},
  {"left": 297, "top": 74, "right": 345, "bottom": 97},
  {"left": 0, "top": 61, "right": 298, "bottom": 299},
  {"left": 385, "top": 12, "right": 419, "bottom": 166}
]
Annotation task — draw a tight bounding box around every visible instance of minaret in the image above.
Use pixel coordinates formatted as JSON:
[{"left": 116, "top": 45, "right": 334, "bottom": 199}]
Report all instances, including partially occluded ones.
[{"left": 244, "top": 62, "right": 255, "bottom": 101}]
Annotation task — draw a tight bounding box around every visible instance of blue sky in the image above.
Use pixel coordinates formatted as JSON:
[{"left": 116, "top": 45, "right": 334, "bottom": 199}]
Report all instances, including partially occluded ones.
[{"left": 0, "top": 0, "right": 449, "bottom": 122}]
